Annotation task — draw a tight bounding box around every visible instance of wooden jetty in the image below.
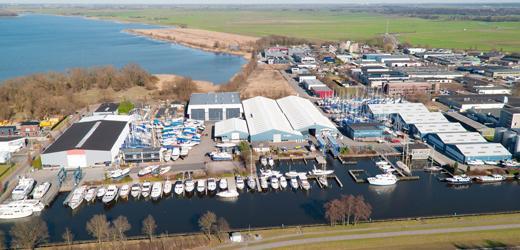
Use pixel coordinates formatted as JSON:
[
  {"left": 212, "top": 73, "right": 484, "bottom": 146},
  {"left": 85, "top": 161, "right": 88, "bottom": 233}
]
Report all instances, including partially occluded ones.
[{"left": 348, "top": 169, "right": 367, "bottom": 183}]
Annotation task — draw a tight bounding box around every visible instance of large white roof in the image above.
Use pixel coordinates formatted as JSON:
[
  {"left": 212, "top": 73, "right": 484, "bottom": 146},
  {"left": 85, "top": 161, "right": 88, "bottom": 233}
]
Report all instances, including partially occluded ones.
[
  {"left": 398, "top": 112, "right": 448, "bottom": 125},
  {"left": 79, "top": 115, "right": 132, "bottom": 123},
  {"left": 242, "top": 96, "right": 301, "bottom": 136},
  {"left": 414, "top": 122, "right": 467, "bottom": 135},
  {"left": 214, "top": 118, "right": 248, "bottom": 136},
  {"left": 433, "top": 132, "right": 487, "bottom": 144},
  {"left": 452, "top": 143, "right": 511, "bottom": 157},
  {"left": 369, "top": 103, "right": 429, "bottom": 116},
  {"left": 277, "top": 96, "right": 337, "bottom": 132}
]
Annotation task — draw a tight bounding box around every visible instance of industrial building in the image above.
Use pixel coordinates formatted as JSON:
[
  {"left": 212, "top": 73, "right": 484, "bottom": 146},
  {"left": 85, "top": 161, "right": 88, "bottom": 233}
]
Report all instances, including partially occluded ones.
[
  {"left": 443, "top": 111, "right": 494, "bottom": 137},
  {"left": 445, "top": 143, "right": 511, "bottom": 163},
  {"left": 302, "top": 79, "right": 326, "bottom": 90},
  {"left": 213, "top": 118, "right": 249, "bottom": 142},
  {"left": 425, "top": 132, "right": 487, "bottom": 151},
  {"left": 394, "top": 112, "right": 449, "bottom": 131},
  {"left": 383, "top": 81, "right": 438, "bottom": 96},
  {"left": 437, "top": 95, "right": 507, "bottom": 112},
  {"left": 345, "top": 123, "right": 384, "bottom": 141},
  {"left": 406, "top": 143, "right": 431, "bottom": 160},
  {"left": 93, "top": 103, "right": 119, "bottom": 116},
  {"left": 121, "top": 147, "right": 161, "bottom": 163},
  {"left": 187, "top": 92, "right": 243, "bottom": 121},
  {"left": 368, "top": 103, "right": 429, "bottom": 120},
  {"left": 411, "top": 122, "right": 467, "bottom": 138},
  {"left": 277, "top": 96, "right": 337, "bottom": 136},
  {"left": 311, "top": 86, "right": 334, "bottom": 99},
  {"left": 499, "top": 107, "right": 520, "bottom": 129},
  {"left": 41, "top": 115, "right": 131, "bottom": 168},
  {"left": 0, "top": 137, "right": 25, "bottom": 153}
]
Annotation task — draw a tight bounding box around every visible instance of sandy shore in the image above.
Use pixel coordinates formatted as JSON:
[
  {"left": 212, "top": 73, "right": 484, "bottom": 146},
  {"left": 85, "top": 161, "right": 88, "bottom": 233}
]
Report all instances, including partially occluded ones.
[{"left": 127, "top": 28, "right": 258, "bottom": 59}]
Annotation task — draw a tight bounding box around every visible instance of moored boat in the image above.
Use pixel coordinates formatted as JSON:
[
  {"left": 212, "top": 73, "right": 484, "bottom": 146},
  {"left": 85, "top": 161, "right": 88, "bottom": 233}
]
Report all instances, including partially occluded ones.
[
  {"left": 163, "top": 180, "right": 172, "bottom": 195},
  {"left": 102, "top": 185, "right": 118, "bottom": 204},
  {"left": 32, "top": 182, "right": 51, "bottom": 200},
  {"left": 270, "top": 176, "right": 279, "bottom": 189},
  {"left": 216, "top": 190, "right": 239, "bottom": 199},
  {"left": 68, "top": 185, "right": 86, "bottom": 210},
  {"left": 150, "top": 182, "right": 163, "bottom": 200},
  {"left": 197, "top": 179, "right": 206, "bottom": 193},
  {"left": 290, "top": 176, "right": 299, "bottom": 189},
  {"left": 119, "top": 184, "right": 130, "bottom": 199},
  {"left": 475, "top": 174, "right": 505, "bottom": 183},
  {"left": 207, "top": 178, "right": 217, "bottom": 192},
  {"left": 219, "top": 179, "right": 228, "bottom": 190},
  {"left": 159, "top": 166, "right": 171, "bottom": 175},
  {"left": 367, "top": 173, "right": 398, "bottom": 186},
  {"left": 260, "top": 177, "right": 268, "bottom": 190},
  {"left": 268, "top": 156, "right": 275, "bottom": 167},
  {"left": 467, "top": 160, "right": 484, "bottom": 166},
  {"left": 235, "top": 176, "right": 245, "bottom": 190},
  {"left": 174, "top": 180, "right": 184, "bottom": 195},
  {"left": 130, "top": 183, "right": 141, "bottom": 199},
  {"left": 446, "top": 175, "right": 472, "bottom": 185},
  {"left": 96, "top": 187, "right": 106, "bottom": 199},
  {"left": 260, "top": 156, "right": 268, "bottom": 167},
  {"left": 185, "top": 179, "right": 195, "bottom": 193},
  {"left": 318, "top": 176, "right": 328, "bottom": 187},
  {"left": 299, "top": 174, "right": 311, "bottom": 191},
  {"left": 11, "top": 177, "right": 35, "bottom": 201},
  {"left": 141, "top": 182, "right": 151, "bottom": 198},
  {"left": 84, "top": 187, "right": 96, "bottom": 203},
  {"left": 279, "top": 176, "right": 287, "bottom": 189},
  {"left": 247, "top": 176, "right": 256, "bottom": 190}
]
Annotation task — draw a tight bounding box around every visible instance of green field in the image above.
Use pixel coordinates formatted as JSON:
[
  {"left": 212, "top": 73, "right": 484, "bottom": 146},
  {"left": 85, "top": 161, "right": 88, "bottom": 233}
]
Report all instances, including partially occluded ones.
[{"left": 21, "top": 8, "right": 520, "bottom": 52}]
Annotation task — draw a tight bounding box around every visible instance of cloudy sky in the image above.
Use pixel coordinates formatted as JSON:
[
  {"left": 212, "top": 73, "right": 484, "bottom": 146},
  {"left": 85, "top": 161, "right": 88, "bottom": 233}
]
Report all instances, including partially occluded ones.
[{"left": 1, "top": 0, "right": 519, "bottom": 4}]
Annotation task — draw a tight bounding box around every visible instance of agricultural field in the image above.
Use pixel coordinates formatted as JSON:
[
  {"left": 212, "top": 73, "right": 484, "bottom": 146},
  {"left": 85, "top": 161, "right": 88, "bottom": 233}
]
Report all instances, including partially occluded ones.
[{"left": 20, "top": 8, "right": 520, "bottom": 52}]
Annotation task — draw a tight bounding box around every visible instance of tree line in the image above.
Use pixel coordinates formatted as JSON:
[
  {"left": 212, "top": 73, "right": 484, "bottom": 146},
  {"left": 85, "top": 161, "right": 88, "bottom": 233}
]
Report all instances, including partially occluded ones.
[
  {"left": 0, "top": 64, "right": 157, "bottom": 120},
  {"left": 324, "top": 195, "right": 372, "bottom": 226}
]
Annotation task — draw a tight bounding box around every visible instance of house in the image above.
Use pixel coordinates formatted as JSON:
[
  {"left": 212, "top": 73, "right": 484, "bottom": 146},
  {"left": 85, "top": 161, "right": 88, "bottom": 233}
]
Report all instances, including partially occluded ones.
[
  {"left": 19, "top": 121, "right": 40, "bottom": 137},
  {"left": 214, "top": 118, "right": 249, "bottom": 142},
  {"left": 0, "top": 126, "right": 17, "bottom": 137},
  {"left": 187, "top": 92, "right": 243, "bottom": 121}
]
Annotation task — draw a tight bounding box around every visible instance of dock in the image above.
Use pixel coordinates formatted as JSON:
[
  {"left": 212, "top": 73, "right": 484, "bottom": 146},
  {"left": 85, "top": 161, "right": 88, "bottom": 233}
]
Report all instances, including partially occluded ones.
[
  {"left": 41, "top": 180, "right": 60, "bottom": 206},
  {"left": 226, "top": 176, "right": 237, "bottom": 192},
  {"left": 348, "top": 169, "right": 367, "bottom": 183},
  {"left": 308, "top": 174, "right": 344, "bottom": 188}
]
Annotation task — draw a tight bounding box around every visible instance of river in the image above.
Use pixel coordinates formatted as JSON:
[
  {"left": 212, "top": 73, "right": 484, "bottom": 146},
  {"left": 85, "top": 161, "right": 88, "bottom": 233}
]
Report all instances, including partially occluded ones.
[{"left": 0, "top": 14, "right": 246, "bottom": 84}]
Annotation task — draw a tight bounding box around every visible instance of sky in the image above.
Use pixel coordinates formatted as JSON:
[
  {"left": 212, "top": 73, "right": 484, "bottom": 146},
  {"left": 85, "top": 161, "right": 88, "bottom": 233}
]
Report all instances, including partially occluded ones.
[{"left": 1, "top": 0, "right": 519, "bottom": 4}]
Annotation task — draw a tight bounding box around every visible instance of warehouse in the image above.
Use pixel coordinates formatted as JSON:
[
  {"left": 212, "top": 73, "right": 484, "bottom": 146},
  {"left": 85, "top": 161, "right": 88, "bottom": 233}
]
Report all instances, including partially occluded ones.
[
  {"left": 368, "top": 103, "right": 429, "bottom": 120},
  {"left": 312, "top": 86, "right": 334, "bottom": 99},
  {"left": 41, "top": 115, "right": 131, "bottom": 168},
  {"left": 214, "top": 118, "right": 249, "bottom": 142},
  {"left": 425, "top": 132, "right": 487, "bottom": 151},
  {"left": 345, "top": 123, "right": 384, "bottom": 141},
  {"left": 277, "top": 96, "right": 337, "bottom": 136},
  {"left": 302, "top": 79, "right": 326, "bottom": 90},
  {"left": 0, "top": 137, "right": 25, "bottom": 153},
  {"left": 243, "top": 96, "right": 303, "bottom": 142},
  {"left": 187, "top": 92, "right": 243, "bottom": 121},
  {"left": 445, "top": 143, "right": 511, "bottom": 163},
  {"left": 411, "top": 122, "right": 467, "bottom": 138},
  {"left": 93, "top": 102, "right": 119, "bottom": 116},
  {"left": 394, "top": 112, "right": 449, "bottom": 131}
]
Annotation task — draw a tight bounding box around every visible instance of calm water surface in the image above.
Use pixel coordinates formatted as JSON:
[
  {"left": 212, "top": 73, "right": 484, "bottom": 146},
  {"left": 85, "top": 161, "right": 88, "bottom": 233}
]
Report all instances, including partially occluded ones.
[
  {"left": 0, "top": 14, "right": 246, "bottom": 83},
  {"left": 1, "top": 157, "right": 518, "bottom": 243}
]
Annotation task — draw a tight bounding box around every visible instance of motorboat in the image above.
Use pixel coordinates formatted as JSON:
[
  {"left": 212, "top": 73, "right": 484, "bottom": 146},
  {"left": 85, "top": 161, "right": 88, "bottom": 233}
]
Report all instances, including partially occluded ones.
[
  {"left": 299, "top": 175, "right": 311, "bottom": 191},
  {"left": 247, "top": 176, "right": 256, "bottom": 190},
  {"left": 11, "top": 177, "right": 35, "bottom": 201},
  {"left": 110, "top": 168, "right": 130, "bottom": 179},
  {"left": 163, "top": 180, "right": 172, "bottom": 195},
  {"left": 484, "top": 161, "right": 498, "bottom": 166},
  {"left": 159, "top": 166, "right": 171, "bottom": 175},
  {"left": 32, "top": 182, "right": 51, "bottom": 200},
  {"left": 207, "top": 178, "right": 217, "bottom": 192},
  {"left": 68, "top": 186, "right": 86, "bottom": 210},
  {"left": 270, "top": 176, "right": 279, "bottom": 189},
  {"left": 2, "top": 200, "right": 44, "bottom": 213},
  {"left": 310, "top": 166, "right": 334, "bottom": 176},
  {"left": 235, "top": 176, "right": 245, "bottom": 190},
  {"left": 367, "top": 173, "right": 398, "bottom": 186},
  {"left": 475, "top": 174, "right": 505, "bottom": 183},
  {"left": 174, "top": 180, "right": 185, "bottom": 195},
  {"left": 150, "top": 182, "right": 163, "bottom": 200},
  {"left": 96, "top": 187, "right": 106, "bottom": 199},
  {"left": 279, "top": 177, "right": 287, "bottom": 189},
  {"left": 130, "top": 183, "right": 141, "bottom": 199},
  {"left": 260, "top": 169, "right": 281, "bottom": 178},
  {"left": 171, "top": 147, "right": 180, "bottom": 161},
  {"left": 318, "top": 176, "right": 328, "bottom": 187},
  {"left": 424, "top": 166, "right": 443, "bottom": 172},
  {"left": 216, "top": 190, "right": 239, "bottom": 199},
  {"left": 260, "top": 156, "right": 268, "bottom": 167},
  {"left": 119, "top": 184, "right": 130, "bottom": 199},
  {"left": 0, "top": 200, "right": 45, "bottom": 219},
  {"left": 84, "top": 187, "right": 96, "bottom": 203},
  {"left": 102, "top": 185, "right": 118, "bottom": 204},
  {"left": 375, "top": 160, "right": 389, "bottom": 167},
  {"left": 185, "top": 179, "right": 195, "bottom": 193},
  {"left": 260, "top": 177, "right": 268, "bottom": 190},
  {"left": 211, "top": 152, "right": 233, "bottom": 161},
  {"left": 285, "top": 171, "right": 299, "bottom": 178},
  {"left": 180, "top": 147, "right": 189, "bottom": 158},
  {"left": 138, "top": 165, "right": 158, "bottom": 177},
  {"left": 502, "top": 160, "right": 520, "bottom": 167},
  {"left": 268, "top": 157, "right": 275, "bottom": 167},
  {"left": 163, "top": 150, "right": 172, "bottom": 162},
  {"left": 466, "top": 160, "right": 484, "bottom": 166},
  {"left": 141, "top": 182, "right": 151, "bottom": 198},
  {"left": 290, "top": 176, "right": 299, "bottom": 189},
  {"left": 446, "top": 175, "right": 472, "bottom": 185},
  {"left": 197, "top": 179, "right": 206, "bottom": 193},
  {"left": 219, "top": 179, "right": 228, "bottom": 190}
]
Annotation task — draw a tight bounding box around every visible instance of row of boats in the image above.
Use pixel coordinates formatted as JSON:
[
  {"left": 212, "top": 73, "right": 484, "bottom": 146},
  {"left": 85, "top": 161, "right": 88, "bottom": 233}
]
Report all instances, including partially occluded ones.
[
  {"left": 445, "top": 174, "right": 509, "bottom": 185},
  {"left": 466, "top": 159, "right": 520, "bottom": 167},
  {"left": 0, "top": 178, "right": 50, "bottom": 219},
  {"left": 367, "top": 161, "right": 399, "bottom": 186}
]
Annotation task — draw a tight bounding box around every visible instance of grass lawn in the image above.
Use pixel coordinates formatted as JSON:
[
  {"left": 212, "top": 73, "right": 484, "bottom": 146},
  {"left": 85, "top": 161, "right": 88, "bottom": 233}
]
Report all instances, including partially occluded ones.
[
  {"left": 21, "top": 8, "right": 520, "bottom": 52},
  {"left": 0, "top": 163, "right": 16, "bottom": 182}
]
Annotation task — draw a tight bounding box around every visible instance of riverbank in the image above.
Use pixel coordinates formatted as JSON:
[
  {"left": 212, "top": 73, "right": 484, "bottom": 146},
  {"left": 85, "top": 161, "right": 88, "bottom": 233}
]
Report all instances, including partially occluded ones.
[{"left": 126, "top": 28, "right": 258, "bottom": 59}]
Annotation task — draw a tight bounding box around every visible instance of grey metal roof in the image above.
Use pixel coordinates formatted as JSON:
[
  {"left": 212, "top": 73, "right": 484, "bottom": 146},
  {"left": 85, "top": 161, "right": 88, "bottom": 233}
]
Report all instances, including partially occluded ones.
[
  {"left": 189, "top": 92, "right": 241, "bottom": 105},
  {"left": 94, "top": 103, "right": 119, "bottom": 113}
]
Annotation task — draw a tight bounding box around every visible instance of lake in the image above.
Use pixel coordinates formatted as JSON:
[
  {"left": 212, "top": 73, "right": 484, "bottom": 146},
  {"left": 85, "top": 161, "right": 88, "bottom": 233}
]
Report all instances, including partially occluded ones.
[
  {"left": 0, "top": 14, "right": 246, "bottom": 84},
  {"left": 2, "top": 156, "right": 518, "bottom": 243}
]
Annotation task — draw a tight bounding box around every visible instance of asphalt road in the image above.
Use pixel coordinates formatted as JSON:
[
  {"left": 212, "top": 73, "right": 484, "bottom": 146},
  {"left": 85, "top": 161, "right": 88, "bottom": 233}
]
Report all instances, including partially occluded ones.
[{"left": 241, "top": 224, "right": 520, "bottom": 250}]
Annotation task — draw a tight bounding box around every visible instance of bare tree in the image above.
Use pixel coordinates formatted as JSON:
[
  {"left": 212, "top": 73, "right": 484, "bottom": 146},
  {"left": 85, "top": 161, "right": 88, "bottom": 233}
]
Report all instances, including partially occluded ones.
[
  {"left": 142, "top": 215, "right": 157, "bottom": 242},
  {"left": 215, "top": 217, "right": 230, "bottom": 242},
  {"left": 353, "top": 195, "right": 373, "bottom": 225},
  {"left": 112, "top": 215, "right": 131, "bottom": 241},
  {"left": 324, "top": 199, "right": 343, "bottom": 226},
  {"left": 198, "top": 211, "right": 217, "bottom": 239},
  {"left": 86, "top": 214, "right": 111, "bottom": 247},
  {"left": 62, "top": 227, "right": 74, "bottom": 248},
  {"left": 341, "top": 195, "right": 356, "bottom": 225},
  {"left": 10, "top": 217, "right": 49, "bottom": 249}
]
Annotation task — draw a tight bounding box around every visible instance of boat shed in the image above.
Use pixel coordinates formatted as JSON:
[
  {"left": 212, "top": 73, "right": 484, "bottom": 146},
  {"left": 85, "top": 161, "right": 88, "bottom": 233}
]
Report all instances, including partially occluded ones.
[
  {"left": 276, "top": 96, "right": 337, "bottom": 136},
  {"left": 394, "top": 112, "right": 449, "bottom": 131},
  {"left": 41, "top": 115, "right": 131, "bottom": 168},
  {"left": 445, "top": 143, "right": 511, "bottom": 163},
  {"left": 411, "top": 122, "right": 467, "bottom": 138},
  {"left": 243, "top": 96, "right": 303, "bottom": 142},
  {"left": 345, "top": 123, "right": 384, "bottom": 141},
  {"left": 187, "top": 92, "right": 243, "bottom": 121},
  {"left": 425, "top": 132, "right": 487, "bottom": 151},
  {"left": 93, "top": 102, "right": 119, "bottom": 116},
  {"left": 214, "top": 118, "right": 249, "bottom": 142},
  {"left": 368, "top": 103, "right": 429, "bottom": 120},
  {"left": 121, "top": 147, "right": 161, "bottom": 163}
]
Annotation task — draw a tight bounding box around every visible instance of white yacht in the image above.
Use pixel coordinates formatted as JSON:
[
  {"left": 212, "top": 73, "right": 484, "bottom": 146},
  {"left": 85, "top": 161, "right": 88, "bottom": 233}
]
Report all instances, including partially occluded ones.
[
  {"left": 216, "top": 190, "right": 239, "bottom": 199},
  {"left": 279, "top": 177, "right": 287, "bottom": 189},
  {"left": 235, "top": 176, "right": 245, "bottom": 190},
  {"left": 185, "top": 179, "right": 195, "bottom": 193},
  {"left": 174, "top": 180, "right": 185, "bottom": 195},
  {"left": 270, "top": 177, "right": 279, "bottom": 189},
  {"left": 130, "top": 183, "right": 141, "bottom": 199},
  {"left": 197, "top": 179, "right": 206, "bottom": 193},
  {"left": 467, "top": 160, "right": 485, "bottom": 166},
  {"left": 290, "top": 176, "right": 299, "bottom": 189},
  {"left": 310, "top": 166, "right": 334, "bottom": 176},
  {"left": 163, "top": 180, "right": 172, "bottom": 195},
  {"left": 150, "top": 182, "right": 163, "bottom": 200},
  {"left": 138, "top": 165, "right": 158, "bottom": 177},
  {"left": 141, "top": 182, "right": 151, "bottom": 198},
  {"left": 446, "top": 175, "right": 472, "bottom": 185},
  {"left": 11, "top": 177, "right": 35, "bottom": 201},
  {"left": 367, "top": 173, "right": 398, "bottom": 186},
  {"left": 247, "top": 176, "right": 256, "bottom": 190},
  {"left": 484, "top": 161, "right": 498, "bottom": 166},
  {"left": 207, "top": 178, "right": 217, "bottom": 192},
  {"left": 285, "top": 171, "right": 299, "bottom": 178},
  {"left": 260, "top": 156, "right": 268, "bottom": 167},
  {"left": 110, "top": 168, "right": 130, "bottom": 179},
  {"left": 32, "top": 182, "right": 51, "bottom": 200},
  {"left": 171, "top": 147, "right": 180, "bottom": 161},
  {"left": 96, "top": 187, "right": 106, "bottom": 199},
  {"left": 318, "top": 176, "right": 328, "bottom": 187},
  {"left": 84, "top": 187, "right": 96, "bottom": 203},
  {"left": 219, "top": 179, "right": 228, "bottom": 190},
  {"left": 159, "top": 166, "right": 171, "bottom": 175},
  {"left": 68, "top": 185, "right": 86, "bottom": 210},
  {"left": 299, "top": 174, "right": 311, "bottom": 191},
  {"left": 163, "top": 150, "right": 172, "bottom": 162},
  {"left": 260, "top": 177, "right": 268, "bottom": 190},
  {"left": 475, "top": 174, "right": 505, "bottom": 183},
  {"left": 119, "top": 184, "right": 130, "bottom": 199},
  {"left": 0, "top": 200, "right": 45, "bottom": 219},
  {"left": 102, "top": 185, "right": 118, "bottom": 204},
  {"left": 268, "top": 157, "right": 275, "bottom": 167}
]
